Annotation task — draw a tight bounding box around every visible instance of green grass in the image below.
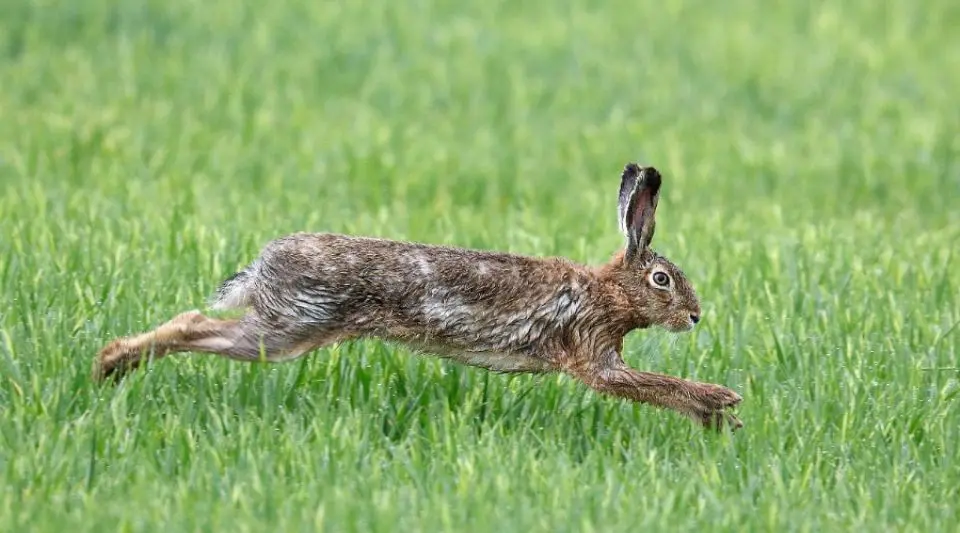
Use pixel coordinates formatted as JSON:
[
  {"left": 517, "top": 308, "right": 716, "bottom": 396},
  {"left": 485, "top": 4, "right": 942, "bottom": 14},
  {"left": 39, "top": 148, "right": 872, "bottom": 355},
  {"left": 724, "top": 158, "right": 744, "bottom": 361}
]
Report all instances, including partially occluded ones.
[{"left": 1, "top": 0, "right": 959, "bottom": 530}]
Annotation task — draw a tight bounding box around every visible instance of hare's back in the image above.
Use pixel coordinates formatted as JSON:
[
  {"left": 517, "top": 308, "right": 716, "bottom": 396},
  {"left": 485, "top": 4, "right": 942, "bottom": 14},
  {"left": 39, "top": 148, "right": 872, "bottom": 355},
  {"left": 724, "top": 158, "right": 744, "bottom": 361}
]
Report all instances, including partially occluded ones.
[
  {"left": 250, "top": 232, "right": 580, "bottom": 317},
  {"left": 258, "top": 232, "right": 564, "bottom": 294}
]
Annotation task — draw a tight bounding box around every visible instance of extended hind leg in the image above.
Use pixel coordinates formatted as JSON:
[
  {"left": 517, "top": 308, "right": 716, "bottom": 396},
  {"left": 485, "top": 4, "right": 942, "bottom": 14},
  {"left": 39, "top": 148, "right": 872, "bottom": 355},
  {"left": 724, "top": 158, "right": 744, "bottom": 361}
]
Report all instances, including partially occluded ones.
[{"left": 93, "top": 310, "right": 318, "bottom": 382}]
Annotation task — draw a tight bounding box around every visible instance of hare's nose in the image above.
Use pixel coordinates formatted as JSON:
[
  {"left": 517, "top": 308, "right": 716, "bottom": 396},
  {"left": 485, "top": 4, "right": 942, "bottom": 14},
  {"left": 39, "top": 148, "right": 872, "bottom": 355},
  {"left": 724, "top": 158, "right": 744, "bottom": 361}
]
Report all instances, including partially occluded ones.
[{"left": 689, "top": 314, "right": 700, "bottom": 324}]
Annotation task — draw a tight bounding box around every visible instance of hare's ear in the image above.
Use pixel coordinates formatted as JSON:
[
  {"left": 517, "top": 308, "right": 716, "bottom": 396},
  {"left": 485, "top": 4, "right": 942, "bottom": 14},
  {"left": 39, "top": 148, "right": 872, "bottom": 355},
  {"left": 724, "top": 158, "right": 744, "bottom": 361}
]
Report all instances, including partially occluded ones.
[{"left": 617, "top": 163, "right": 662, "bottom": 262}]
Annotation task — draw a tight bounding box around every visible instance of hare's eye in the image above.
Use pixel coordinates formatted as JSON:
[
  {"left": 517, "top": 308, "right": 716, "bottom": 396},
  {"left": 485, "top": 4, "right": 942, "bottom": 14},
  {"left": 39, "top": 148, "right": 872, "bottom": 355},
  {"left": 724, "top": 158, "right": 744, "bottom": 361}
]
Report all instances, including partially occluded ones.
[{"left": 652, "top": 271, "right": 670, "bottom": 287}]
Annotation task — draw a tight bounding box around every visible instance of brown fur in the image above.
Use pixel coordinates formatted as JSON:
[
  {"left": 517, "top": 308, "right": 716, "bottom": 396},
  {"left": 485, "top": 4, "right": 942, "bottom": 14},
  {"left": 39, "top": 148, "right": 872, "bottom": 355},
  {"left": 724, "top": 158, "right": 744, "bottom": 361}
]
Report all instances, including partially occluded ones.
[{"left": 94, "top": 163, "right": 743, "bottom": 431}]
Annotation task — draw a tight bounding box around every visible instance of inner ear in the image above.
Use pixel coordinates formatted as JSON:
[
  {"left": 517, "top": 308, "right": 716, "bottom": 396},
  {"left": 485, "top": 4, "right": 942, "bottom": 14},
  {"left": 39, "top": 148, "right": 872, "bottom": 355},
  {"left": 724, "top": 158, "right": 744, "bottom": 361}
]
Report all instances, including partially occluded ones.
[{"left": 623, "top": 167, "right": 662, "bottom": 262}]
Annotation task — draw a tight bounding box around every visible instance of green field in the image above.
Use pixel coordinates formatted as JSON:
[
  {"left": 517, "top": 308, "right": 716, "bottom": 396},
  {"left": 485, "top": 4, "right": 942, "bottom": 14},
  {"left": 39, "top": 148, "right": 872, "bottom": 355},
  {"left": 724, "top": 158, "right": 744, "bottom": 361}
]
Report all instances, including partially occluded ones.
[{"left": 2, "top": 0, "right": 958, "bottom": 530}]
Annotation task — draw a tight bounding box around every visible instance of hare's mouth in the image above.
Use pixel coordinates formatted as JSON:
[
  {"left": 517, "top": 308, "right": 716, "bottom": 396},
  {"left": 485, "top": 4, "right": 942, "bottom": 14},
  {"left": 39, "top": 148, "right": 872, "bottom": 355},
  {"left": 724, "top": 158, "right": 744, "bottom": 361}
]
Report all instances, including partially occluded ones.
[{"left": 662, "top": 317, "right": 698, "bottom": 333}]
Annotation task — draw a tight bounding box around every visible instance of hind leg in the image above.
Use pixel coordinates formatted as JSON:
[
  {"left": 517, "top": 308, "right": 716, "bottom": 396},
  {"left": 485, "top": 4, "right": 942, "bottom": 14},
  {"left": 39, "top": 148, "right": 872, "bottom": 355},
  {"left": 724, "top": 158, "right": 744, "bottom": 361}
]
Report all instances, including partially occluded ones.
[{"left": 93, "top": 310, "right": 321, "bottom": 382}]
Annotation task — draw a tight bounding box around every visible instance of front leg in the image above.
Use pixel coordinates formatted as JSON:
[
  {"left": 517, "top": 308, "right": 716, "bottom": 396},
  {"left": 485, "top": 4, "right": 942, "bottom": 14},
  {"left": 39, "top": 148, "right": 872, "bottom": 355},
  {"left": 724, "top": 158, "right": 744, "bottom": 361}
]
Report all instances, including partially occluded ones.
[{"left": 566, "top": 351, "right": 743, "bottom": 431}]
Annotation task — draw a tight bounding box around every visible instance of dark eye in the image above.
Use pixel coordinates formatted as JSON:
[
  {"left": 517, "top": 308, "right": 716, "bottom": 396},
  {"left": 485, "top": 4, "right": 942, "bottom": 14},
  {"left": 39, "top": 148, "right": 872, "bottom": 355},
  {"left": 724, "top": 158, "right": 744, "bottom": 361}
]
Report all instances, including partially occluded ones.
[{"left": 652, "top": 271, "right": 670, "bottom": 287}]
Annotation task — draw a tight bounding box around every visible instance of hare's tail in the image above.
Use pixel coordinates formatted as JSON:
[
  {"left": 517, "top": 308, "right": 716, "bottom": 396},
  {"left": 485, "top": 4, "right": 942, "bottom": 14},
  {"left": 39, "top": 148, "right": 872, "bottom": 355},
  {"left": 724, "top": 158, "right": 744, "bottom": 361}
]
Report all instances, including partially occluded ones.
[{"left": 210, "top": 260, "right": 261, "bottom": 311}]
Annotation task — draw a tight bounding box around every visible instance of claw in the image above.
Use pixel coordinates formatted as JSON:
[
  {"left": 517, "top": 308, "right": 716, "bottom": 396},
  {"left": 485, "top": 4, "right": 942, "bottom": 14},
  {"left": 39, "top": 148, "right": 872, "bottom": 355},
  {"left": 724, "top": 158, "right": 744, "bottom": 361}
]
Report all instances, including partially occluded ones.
[{"left": 696, "top": 409, "right": 743, "bottom": 432}]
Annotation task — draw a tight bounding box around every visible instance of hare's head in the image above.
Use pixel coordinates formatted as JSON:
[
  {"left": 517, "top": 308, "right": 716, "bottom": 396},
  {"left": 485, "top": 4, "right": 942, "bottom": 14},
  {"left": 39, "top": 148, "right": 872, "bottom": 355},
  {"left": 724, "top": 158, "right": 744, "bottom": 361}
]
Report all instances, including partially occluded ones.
[{"left": 608, "top": 163, "right": 701, "bottom": 333}]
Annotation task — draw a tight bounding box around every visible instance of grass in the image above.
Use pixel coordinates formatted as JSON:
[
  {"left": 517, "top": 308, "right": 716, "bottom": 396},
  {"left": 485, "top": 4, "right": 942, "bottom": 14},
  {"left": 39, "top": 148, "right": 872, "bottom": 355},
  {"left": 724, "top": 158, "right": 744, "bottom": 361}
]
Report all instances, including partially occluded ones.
[{"left": 1, "top": 0, "right": 959, "bottom": 530}]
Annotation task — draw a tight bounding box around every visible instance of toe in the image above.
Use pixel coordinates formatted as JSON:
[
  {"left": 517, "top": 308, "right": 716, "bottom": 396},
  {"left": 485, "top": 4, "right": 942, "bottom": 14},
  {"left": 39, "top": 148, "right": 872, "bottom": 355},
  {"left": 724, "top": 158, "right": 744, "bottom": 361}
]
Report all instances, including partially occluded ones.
[{"left": 727, "top": 413, "right": 744, "bottom": 431}]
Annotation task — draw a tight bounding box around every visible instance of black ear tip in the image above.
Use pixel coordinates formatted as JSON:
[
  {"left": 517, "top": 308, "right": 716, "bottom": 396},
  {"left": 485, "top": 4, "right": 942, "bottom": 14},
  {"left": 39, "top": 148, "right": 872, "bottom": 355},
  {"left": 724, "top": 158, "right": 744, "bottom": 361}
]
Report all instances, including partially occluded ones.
[
  {"left": 641, "top": 166, "right": 662, "bottom": 190},
  {"left": 622, "top": 162, "right": 642, "bottom": 179}
]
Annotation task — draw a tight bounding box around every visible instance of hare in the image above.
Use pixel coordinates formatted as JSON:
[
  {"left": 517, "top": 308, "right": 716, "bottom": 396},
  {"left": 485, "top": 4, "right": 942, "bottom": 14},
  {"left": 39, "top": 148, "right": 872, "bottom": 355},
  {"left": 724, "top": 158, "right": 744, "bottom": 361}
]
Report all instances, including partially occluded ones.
[{"left": 94, "top": 163, "right": 743, "bottom": 431}]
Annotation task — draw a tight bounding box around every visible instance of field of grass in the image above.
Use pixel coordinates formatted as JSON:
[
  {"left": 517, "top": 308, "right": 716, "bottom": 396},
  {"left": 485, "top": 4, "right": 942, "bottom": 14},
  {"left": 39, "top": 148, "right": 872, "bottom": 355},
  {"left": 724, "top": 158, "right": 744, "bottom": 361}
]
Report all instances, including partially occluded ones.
[{"left": 1, "top": 0, "right": 958, "bottom": 530}]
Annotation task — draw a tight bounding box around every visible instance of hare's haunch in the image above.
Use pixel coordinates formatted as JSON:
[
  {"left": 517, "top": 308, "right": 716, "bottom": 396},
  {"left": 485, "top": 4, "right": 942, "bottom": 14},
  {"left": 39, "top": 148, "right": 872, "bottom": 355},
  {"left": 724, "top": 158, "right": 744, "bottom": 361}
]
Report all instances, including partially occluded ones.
[{"left": 95, "top": 164, "right": 743, "bottom": 431}]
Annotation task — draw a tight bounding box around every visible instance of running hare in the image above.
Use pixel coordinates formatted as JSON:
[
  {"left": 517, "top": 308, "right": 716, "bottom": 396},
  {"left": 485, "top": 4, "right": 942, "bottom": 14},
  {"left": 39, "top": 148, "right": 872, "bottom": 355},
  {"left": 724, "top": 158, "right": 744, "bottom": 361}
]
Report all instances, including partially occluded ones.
[{"left": 95, "top": 163, "right": 743, "bottom": 431}]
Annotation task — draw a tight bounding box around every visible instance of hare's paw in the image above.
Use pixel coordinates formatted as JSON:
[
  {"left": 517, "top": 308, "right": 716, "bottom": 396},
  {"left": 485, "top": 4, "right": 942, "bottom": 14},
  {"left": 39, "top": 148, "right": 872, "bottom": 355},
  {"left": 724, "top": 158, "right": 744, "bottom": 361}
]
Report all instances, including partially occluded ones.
[
  {"left": 92, "top": 310, "right": 204, "bottom": 383},
  {"left": 701, "top": 383, "right": 742, "bottom": 409},
  {"left": 93, "top": 341, "right": 129, "bottom": 382},
  {"left": 693, "top": 383, "right": 743, "bottom": 432},
  {"left": 93, "top": 337, "right": 148, "bottom": 383}
]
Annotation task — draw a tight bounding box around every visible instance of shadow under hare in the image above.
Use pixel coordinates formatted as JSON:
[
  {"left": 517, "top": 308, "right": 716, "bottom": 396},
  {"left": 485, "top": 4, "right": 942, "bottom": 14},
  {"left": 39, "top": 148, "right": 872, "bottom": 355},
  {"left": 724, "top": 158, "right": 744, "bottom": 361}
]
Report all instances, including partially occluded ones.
[{"left": 95, "top": 163, "right": 743, "bottom": 431}]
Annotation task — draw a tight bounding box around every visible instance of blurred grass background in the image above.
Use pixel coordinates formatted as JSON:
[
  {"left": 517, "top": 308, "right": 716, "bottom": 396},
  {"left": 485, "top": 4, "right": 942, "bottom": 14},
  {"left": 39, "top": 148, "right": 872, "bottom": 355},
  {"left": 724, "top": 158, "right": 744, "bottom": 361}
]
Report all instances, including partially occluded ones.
[{"left": 0, "top": 0, "right": 958, "bottom": 531}]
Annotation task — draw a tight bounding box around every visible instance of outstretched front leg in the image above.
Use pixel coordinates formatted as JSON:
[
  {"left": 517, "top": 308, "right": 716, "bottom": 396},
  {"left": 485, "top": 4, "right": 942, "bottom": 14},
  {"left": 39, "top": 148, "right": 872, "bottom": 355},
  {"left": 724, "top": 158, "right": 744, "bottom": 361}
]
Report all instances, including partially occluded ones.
[
  {"left": 94, "top": 310, "right": 318, "bottom": 382},
  {"left": 566, "top": 349, "right": 743, "bottom": 431}
]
